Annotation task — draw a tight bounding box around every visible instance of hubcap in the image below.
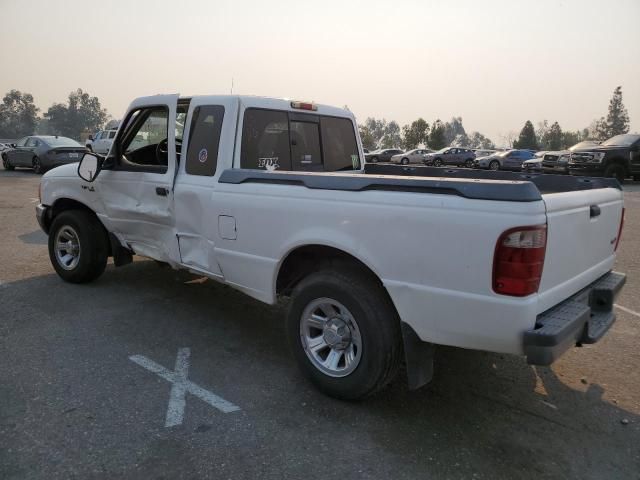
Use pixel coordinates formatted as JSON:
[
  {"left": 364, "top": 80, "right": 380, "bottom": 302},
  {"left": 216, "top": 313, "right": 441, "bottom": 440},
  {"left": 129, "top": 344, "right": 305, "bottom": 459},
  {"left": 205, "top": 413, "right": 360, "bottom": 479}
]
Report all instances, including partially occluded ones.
[
  {"left": 300, "top": 298, "right": 362, "bottom": 377},
  {"left": 54, "top": 225, "right": 81, "bottom": 270}
]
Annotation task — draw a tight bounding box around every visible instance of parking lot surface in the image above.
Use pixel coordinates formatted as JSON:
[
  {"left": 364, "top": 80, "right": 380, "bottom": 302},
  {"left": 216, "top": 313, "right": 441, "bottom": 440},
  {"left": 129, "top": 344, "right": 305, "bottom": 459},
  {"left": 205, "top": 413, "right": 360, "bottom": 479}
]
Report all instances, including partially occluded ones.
[{"left": 1, "top": 166, "right": 639, "bottom": 479}]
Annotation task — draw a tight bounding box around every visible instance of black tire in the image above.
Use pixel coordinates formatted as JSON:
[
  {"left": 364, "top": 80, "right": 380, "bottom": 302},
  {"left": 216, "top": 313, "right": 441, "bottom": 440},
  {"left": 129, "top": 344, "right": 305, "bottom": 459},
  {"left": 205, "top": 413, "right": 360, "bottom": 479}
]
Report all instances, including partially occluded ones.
[
  {"left": 489, "top": 160, "right": 500, "bottom": 171},
  {"left": 286, "top": 262, "right": 402, "bottom": 400},
  {"left": 465, "top": 159, "right": 474, "bottom": 168},
  {"left": 370, "top": 156, "right": 379, "bottom": 163},
  {"left": 48, "top": 210, "right": 109, "bottom": 283},
  {"left": 401, "top": 157, "right": 409, "bottom": 165},
  {"left": 433, "top": 158, "right": 443, "bottom": 167},
  {"left": 32, "top": 156, "right": 44, "bottom": 174},
  {"left": 604, "top": 163, "right": 626, "bottom": 183},
  {"left": 2, "top": 154, "right": 14, "bottom": 171}
]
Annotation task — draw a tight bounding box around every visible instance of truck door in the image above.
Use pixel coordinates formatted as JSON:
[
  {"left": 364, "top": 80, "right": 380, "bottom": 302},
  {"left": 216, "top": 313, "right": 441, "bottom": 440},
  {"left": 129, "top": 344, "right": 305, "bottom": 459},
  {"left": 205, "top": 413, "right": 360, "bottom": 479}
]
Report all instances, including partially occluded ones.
[
  {"left": 173, "top": 96, "right": 239, "bottom": 276},
  {"left": 95, "top": 94, "right": 180, "bottom": 262}
]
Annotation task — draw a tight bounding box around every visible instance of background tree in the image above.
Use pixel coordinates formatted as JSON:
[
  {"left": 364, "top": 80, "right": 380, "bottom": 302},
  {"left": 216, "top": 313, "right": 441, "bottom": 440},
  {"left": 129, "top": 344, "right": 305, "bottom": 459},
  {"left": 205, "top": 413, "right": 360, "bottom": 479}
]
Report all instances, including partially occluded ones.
[
  {"left": 499, "top": 131, "right": 518, "bottom": 148},
  {"left": 604, "top": 86, "right": 629, "bottom": 137},
  {"left": 428, "top": 119, "right": 447, "bottom": 150},
  {"left": 587, "top": 118, "right": 609, "bottom": 141},
  {"left": 401, "top": 118, "right": 429, "bottom": 149},
  {"left": 444, "top": 117, "right": 466, "bottom": 145},
  {"left": 560, "top": 130, "right": 584, "bottom": 149},
  {"left": 0, "top": 89, "right": 39, "bottom": 138},
  {"left": 513, "top": 120, "right": 537, "bottom": 150},
  {"left": 358, "top": 117, "right": 389, "bottom": 150},
  {"left": 450, "top": 133, "right": 470, "bottom": 148},
  {"left": 45, "top": 88, "right": 108, "bottom": 139},
  {"left": 539, "top": 121, "right": 563, "bottom": 150},
  {"left": 380, "top": 120, "right": 402, "bottom": 148},
  {"left": 467, "top": 131, "right": 495, "bottom": 149}
]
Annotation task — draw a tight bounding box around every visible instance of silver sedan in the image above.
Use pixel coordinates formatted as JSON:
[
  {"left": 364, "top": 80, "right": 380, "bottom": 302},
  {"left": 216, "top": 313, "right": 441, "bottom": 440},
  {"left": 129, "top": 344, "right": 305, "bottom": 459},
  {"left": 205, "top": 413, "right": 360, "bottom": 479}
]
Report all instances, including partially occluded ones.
[{"left": 390, "top": 149, "right": 434, "bottom": 165}]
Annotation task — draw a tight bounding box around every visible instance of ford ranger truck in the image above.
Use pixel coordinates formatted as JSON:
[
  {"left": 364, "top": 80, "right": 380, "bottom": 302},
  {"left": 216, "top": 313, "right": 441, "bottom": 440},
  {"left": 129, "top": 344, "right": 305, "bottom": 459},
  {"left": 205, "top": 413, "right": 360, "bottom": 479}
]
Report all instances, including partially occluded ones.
[{"left": 35, "top": 94, "right": 626, "bottom": 400}]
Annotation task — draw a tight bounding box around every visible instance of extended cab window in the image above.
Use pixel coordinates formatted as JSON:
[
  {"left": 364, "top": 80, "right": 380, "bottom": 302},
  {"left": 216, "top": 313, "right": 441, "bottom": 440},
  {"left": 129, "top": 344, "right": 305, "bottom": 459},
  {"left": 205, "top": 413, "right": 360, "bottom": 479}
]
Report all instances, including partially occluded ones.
[
  {"left": 186, "top": 105, "right": 225, "bottom": 176},
  {"left": 241, "top": 109, "right": 291, "bottom": 170},
  {"left": 118, "top": 107, "right": 169, "bottom": 173},
  {"left": 241, "top": 108, "right": 361, "bottom": 172}
]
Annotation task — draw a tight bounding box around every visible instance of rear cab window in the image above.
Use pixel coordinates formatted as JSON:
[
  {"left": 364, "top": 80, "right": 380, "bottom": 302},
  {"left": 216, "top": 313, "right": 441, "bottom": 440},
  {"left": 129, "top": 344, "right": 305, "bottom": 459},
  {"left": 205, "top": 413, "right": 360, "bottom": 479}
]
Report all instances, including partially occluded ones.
[
  {"left": 240, "top": 108, "right": 360, "bottom": 172},
  {"left": 185, "top": 105, "right": 225, "bottom": 176}
]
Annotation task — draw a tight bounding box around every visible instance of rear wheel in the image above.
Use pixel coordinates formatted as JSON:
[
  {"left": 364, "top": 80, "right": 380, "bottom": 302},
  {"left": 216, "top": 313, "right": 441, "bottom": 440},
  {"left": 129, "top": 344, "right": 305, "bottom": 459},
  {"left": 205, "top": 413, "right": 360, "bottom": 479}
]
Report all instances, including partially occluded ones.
[
  {"left": 370, "top": 156, "right": 379, "bottom": 163},
  {"left": 489, "top": 160, "right": 500, "bottom": 171},
  {"left": 32, "top": 156, "right": 44, "bottom": 174},
  {"left": 48, "top": 210, "right": 109, "bottom": 283},
  {"left": 2, "top": 154, "right": 14, "bottom": 171},
  {"left": 433, "top": 158, "right": 443, "bottom": 167},
  {"left": 465, "top": 159, "right": 474, "bottom": 168},
  {"left": 287, "top": 263, "right": 402, "bottom": 400},
  {"left": 401, "top": 157, "right": 409, "bottom": 165},
  {"left": 604, "top": 163, "right": 626, "bottom": 183}
]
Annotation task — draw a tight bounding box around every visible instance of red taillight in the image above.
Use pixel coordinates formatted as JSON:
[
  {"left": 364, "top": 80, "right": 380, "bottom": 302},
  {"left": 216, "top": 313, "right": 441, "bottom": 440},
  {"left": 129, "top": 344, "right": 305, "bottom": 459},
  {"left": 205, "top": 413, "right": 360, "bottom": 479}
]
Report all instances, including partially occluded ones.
[
  {"left": 493, "top": 225, "right": 547, "bottom": 297},
  {"left": 614, "top": 208, "right": 625, "bottom": 252}
]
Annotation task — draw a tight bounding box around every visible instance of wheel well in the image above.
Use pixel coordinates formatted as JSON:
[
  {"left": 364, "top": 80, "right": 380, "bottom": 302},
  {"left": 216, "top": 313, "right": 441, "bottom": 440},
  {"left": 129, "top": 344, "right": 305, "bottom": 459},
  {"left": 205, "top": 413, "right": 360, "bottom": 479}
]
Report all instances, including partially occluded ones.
[
  {"left": 49, "top": 198, "right": 112, "bottom": 255},
  {"left": 276, "top": 245, "right": 383, "bottom": 297}
]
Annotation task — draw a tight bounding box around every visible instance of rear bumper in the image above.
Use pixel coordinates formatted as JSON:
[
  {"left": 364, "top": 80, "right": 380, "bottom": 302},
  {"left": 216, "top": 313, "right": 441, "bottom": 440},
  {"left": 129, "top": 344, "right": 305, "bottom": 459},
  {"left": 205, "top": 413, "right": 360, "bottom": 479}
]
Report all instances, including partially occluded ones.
[{"left": 523, "top": 271, "right": 626, "bottom": 365}]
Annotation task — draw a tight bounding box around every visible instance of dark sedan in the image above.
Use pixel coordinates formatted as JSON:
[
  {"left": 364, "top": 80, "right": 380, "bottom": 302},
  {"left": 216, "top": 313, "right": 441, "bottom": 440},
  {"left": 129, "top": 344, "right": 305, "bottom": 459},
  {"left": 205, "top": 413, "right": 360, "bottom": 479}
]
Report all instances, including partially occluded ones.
[
  {"left": 2, "top": 136, "right": 87, "bottom": 174},
  {"left": 365, "top": 148, "right": 404, "bottom": 163}
]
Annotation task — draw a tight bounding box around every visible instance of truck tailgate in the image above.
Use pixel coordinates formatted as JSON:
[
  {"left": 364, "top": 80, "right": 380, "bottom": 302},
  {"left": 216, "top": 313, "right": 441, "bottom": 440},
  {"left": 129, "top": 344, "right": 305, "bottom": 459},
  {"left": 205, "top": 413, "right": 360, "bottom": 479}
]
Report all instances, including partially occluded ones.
[{"left": 538, "top": 187, "right": 624, "bottom": 312}]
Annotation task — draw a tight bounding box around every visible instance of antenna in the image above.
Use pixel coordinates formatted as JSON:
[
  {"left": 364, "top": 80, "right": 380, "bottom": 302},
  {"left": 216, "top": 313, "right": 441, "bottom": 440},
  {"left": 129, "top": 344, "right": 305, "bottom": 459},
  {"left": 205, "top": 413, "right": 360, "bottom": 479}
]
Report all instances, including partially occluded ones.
[{"left": 230, "top": 77, "right": 234, "bottom": 94}]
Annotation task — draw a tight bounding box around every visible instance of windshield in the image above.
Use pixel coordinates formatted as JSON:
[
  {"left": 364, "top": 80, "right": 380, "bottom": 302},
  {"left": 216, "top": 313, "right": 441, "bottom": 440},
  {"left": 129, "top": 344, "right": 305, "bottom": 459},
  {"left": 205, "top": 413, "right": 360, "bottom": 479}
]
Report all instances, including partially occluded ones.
[
  {"left": 601, "top": 134, "right": 640, "bottom": 147},
  {"left": 435, "top": 147, "right": 449, "bottom": 153},
  {"left": 45, "top": 137, "right": 81, "bottom": 147},
  {"left": 569, "top": 141, "right": 599, "bottom": 151}
]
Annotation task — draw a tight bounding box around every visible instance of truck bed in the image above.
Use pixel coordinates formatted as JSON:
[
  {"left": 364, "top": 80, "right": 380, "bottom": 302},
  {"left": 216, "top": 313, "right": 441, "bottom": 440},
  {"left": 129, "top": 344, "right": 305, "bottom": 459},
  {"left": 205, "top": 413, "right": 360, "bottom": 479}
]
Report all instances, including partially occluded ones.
[
  {"left": 364, "top": 164, "right": 621, "bottom": 195},
  {"left": 218, "top": 165, "right": 620, "bottom": 203}
]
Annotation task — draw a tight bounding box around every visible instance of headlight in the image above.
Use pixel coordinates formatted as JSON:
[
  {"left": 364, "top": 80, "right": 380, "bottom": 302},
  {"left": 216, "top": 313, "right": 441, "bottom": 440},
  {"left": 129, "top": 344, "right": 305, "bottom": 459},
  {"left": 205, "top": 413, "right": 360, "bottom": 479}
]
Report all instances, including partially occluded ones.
[{"left": 558, "top": 154, "right": 570, "bottom": 163}]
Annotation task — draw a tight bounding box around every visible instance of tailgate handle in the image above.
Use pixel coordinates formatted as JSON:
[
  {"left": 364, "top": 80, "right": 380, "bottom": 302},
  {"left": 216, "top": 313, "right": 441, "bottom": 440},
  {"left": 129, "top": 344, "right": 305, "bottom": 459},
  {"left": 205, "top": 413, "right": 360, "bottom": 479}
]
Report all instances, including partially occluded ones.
[{"left": 590, "top": 205, "right": 601, "bottom": 218}]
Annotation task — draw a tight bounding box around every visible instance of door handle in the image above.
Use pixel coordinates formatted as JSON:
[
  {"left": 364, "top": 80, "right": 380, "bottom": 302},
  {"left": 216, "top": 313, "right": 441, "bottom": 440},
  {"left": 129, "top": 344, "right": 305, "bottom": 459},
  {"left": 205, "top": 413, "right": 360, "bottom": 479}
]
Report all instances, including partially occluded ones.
[
  {"left": 155, "top": 187, "right": 169, "bottom": 197},
  {"left": 590, "top": 205, "right": 601, "bottom": 218}
]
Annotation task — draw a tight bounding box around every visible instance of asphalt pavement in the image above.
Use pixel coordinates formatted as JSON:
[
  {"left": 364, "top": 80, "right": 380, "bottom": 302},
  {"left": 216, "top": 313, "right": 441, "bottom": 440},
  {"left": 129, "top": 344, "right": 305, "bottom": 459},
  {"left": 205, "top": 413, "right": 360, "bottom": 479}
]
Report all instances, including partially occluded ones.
[{"left": 1, "top": 165, "right": 639, "bottom": 479}]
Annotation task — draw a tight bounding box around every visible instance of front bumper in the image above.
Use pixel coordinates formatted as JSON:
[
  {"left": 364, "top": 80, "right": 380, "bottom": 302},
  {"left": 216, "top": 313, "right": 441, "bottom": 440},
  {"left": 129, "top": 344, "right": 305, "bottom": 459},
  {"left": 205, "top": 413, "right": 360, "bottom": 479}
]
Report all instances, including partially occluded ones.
[
  {"left": 523, "top": 271, "right": 626, "bottom": 365},
  {"left": 36, "top": 203, "right": 51, "bottom": 234},
  {"left": 568, "top": 164, "right": 605, "bottom": 176}
]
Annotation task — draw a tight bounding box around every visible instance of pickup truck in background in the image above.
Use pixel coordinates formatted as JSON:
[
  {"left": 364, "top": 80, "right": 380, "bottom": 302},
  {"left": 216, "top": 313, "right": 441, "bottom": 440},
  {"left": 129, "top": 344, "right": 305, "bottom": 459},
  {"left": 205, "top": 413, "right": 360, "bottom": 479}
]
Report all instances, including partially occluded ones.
[
  {"left": 35, "top": 94, "right": 626, "bottom": 400},
  {"left": 568, "top": 134, "right": 640, "bottom": 182},
  {"left": 86, "top": 129, "right": 117, "bottom": 155}
]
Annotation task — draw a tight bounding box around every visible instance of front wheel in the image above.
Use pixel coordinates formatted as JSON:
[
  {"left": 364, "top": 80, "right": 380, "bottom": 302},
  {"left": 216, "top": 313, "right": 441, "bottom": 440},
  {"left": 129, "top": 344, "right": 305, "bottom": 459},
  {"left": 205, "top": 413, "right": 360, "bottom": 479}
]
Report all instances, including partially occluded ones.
[
  {"left": 2, "top": 154, "right": 14, "bottom": 171},
  {"left": 287, "top": 263, "right": 402, "bottom": 400},
  {"left": 604, "top": 163, "right": 626, "bottom": 183},
  {"left": 489, "top": 160, "right": 500, "bottom": 171},
  {"left": 401, "top": 157, "right": 409, "bottom": 165},
  {"left": 433, "top": 158, "right": 443, "bottom": 167},
  {"left": 48, "top": 210, "right": 109, "bottom": 283},
  {"left": 369, "top": 156, "right": 379, "bottom": 163}
]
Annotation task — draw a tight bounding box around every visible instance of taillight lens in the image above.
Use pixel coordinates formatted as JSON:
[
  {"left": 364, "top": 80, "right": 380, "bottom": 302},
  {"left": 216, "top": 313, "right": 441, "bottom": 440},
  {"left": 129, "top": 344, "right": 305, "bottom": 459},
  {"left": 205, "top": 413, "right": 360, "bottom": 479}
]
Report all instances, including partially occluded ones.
[
  {"left": 493, "top": 225, "right": 547, "bottom": 297},
  {"left": 614, "top": 208, "right": 625, "bottom": 252}
]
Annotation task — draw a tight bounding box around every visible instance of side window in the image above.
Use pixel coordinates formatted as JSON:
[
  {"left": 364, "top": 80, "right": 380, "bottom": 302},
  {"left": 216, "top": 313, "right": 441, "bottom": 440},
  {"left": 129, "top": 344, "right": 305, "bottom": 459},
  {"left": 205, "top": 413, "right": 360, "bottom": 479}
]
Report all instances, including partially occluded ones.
[
  {"left": 26, "top": 137, "right": 38, "bottom": 147},
  {"left": 97, "top": 132, "right": 104, "bottom": 140},
  {"left": 241, "top": 109, "right": 291, "bottom": 170},
  {"left": 16, "top": 137, "right": 27, "bottom": 147},
  {"left": 109, "top": 131, "right": 116, "bottom": 139},
  {"left": 185, "top": 105, "right": 225, "bottom": 176},
  {"left": 322, "top": 116, "right": 359, "bottom": 170},
  {"left": 291, "top": 120, "right": 322, "bottom": 171},
  {"left": 118, "top": 106, "right": 169, "bottom": 172}
]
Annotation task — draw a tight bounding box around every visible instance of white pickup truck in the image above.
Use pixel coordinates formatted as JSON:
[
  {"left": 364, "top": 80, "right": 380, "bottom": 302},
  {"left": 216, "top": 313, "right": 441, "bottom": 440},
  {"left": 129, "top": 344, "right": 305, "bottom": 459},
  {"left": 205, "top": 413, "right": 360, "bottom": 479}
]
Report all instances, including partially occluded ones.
[{"left": 36, "top": 94, "right": 626, "bottom": 400}]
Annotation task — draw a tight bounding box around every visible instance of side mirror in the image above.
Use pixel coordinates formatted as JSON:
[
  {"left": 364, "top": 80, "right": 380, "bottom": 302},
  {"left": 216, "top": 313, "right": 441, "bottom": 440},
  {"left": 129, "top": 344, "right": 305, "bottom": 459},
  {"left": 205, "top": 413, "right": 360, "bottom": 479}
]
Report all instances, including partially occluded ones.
[{"left": 77, "top": 153, "right": 101, "bottom": 182}]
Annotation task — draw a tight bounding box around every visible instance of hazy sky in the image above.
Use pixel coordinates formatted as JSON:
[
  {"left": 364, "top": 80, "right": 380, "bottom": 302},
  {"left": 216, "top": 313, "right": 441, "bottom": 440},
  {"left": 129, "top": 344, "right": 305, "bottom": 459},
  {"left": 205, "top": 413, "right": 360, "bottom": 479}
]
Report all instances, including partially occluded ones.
[{"left": 1, "top": 0, "right": 638, "bottom": 143}]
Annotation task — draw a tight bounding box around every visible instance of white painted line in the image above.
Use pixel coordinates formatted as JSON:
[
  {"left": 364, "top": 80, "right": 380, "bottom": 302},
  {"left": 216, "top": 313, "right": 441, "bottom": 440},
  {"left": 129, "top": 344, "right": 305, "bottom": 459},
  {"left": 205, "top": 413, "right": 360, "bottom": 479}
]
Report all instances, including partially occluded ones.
[
  {"left": 615, "top": 304, "right": 640, "bottom": 319},
  {"left": 129, "top": 348, "right": 240, "bottom": 428}
]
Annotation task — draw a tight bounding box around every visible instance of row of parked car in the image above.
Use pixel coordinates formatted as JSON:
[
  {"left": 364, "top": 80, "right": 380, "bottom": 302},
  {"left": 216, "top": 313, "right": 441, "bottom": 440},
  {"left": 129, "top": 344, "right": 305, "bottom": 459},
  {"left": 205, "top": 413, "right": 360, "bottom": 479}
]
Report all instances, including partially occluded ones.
[{"left": 364, "top": 134, "right": 640, "bottom": 182}]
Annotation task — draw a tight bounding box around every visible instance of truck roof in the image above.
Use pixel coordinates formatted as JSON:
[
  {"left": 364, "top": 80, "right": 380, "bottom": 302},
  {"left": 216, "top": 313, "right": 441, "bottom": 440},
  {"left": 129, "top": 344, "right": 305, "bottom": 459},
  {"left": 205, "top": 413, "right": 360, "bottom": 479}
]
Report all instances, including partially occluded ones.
[{"left": 178, "top": 94, "right": 352, "bottom": 119}]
